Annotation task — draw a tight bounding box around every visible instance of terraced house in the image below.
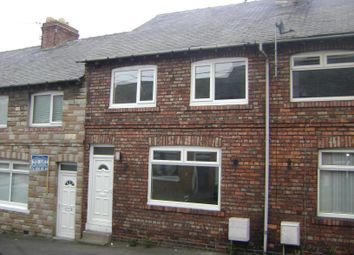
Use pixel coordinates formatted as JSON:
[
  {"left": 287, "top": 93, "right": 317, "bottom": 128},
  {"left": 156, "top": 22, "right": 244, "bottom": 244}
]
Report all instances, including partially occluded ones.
[{"left": 0, "top": 0, "right": 353, "bottom": 254}]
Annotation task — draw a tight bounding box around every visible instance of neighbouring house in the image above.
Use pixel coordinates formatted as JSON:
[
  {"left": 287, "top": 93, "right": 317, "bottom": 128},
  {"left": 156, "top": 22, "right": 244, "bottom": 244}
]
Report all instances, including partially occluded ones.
[
  {"left": 0, "top": 17, "right": 87, "bottom": 239},
  {"left": 0, "top": 0, "right": 353, "bottom": 254}
]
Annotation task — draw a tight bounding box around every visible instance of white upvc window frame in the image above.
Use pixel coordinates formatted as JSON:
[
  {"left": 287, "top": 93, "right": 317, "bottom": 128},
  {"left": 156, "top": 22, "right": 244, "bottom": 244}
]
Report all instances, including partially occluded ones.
[
  {"left": 290, "top": 51, "right": 354, "bottom": 102},
  {"left": 148, "top": 146, "right": 221, "bottom": 211},
  {"left": 0, "top": 160, "right": 30, "bottom": 214},
  {"left": 30, "top": 91, "right": 64, "bottom": 127},
  {"left": 190, "top": 58, "right": 248, "bottom": 106},
  {"left": 0, "top": 95, "right": 9, "bottom": 128},
  {"left": 317, "top": 149, "right": 354, "bottom": 219},
  {"left": 110, "top": 65, "right": 157, "bottom": 109}
]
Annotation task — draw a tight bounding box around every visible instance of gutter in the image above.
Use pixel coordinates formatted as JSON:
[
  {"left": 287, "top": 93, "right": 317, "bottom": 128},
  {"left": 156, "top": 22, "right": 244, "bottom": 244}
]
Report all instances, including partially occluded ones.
[{"left": 258, "top": 43, "right": 270, "bottom": 255}]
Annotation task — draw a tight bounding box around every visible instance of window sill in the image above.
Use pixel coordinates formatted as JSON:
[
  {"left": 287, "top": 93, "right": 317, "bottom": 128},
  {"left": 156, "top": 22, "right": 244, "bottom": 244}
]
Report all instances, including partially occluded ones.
[
  {"left": 0, "top": 203, "right": 30, "bottom": 214},
  {"left": 312, "top": 216, "right": 354, "bottom": 227},
  {"left": 145, "top": 204, "right": 224, "bottom": 217},
  {"left": 105, "top": 107, "right": 159, "bottom": 113}
]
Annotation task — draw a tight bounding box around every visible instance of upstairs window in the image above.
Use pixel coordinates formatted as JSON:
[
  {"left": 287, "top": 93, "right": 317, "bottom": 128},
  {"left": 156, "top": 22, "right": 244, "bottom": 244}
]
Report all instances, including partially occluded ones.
[
  {"left": 191, "top": 58, "right": 248, "bottom": 106},
  {"left": 31, "top": 92, "right": 63, "bottom": 126},
  {"left": 0, "top": 96, "right": 8, "bottom": 128},
  {"left": 291, "top": 52, "right": 354, "bottom": 102},
  {"left": 318, "top": 150, "right": 354, "bottom": 219},
  {"left": 110, "top": 65, "right": 157, "bottom": 108},
  {"left": 148, "top": 147, "right": 221, "bottom": 211}
]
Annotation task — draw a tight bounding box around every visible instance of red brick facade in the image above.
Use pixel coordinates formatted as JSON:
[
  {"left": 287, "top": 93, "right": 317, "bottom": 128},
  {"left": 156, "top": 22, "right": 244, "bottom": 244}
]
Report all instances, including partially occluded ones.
[{"left": 84, "top": 38, "right": 353, "bottom": 254}]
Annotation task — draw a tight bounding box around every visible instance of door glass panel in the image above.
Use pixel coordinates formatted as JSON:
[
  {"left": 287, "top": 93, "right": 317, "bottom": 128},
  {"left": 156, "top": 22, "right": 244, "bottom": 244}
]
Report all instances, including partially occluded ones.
[
  {"left": 94, "top": 147, "right": 114, "bottom": 155},
  {"left": 98, "top": 164, "right": 109, "bottom": 171},
  {"left": 61, "top": 164, "right": 77, "bottom": 171}
]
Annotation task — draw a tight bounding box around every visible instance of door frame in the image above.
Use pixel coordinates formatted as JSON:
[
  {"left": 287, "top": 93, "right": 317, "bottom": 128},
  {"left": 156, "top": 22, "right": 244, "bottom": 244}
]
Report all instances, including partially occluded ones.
[
  {"left": 56, "top": 164, "right": 77, "bottom": 239},
  {"left": 86, "top": 145, "right": 114, "bottom": 233}
]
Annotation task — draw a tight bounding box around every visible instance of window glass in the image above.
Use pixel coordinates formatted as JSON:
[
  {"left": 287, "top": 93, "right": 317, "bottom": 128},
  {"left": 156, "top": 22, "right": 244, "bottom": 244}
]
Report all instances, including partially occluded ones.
[
  {"left": 11, "top": 173, "right": 29, "bottom": 203},
  {"left": 322, "top": 152, "right": 354, "bottom": 166},
  {"left": 319, "top": 151, "right": 354, "bottom": 218},
  {"left": 140, "top": 70, "right": 154, "bottom": 101},
  {"left": 52, "top": 95, "right": 63, "bottom": 122},
  {"left": 153, "top": 151, "right": 181, "bottom": 161},
  {"left": 327, "top": 53, "right": 354, "bottom": 64},
  {"left": 151, "top": 165, "right": 218, "bottom": 205},
  {"left": 320, "top": 170, "right": 354, "bottom": 215},
  {"left": 292, "top": 68, "right": 354, "bottom": 98},
  {"left": 0, "top": 172, "right": 10, "bottom": 201},
  {"left": 293, "top": 56, "right": 320, "bottom": 66},
  {"left": 195, "top": 65, "right": 210, "bottom": 99},
  {"left": 149, "top": 147, "right": 220, "bottom": 210},
  {"left": 93, "top": 147, "right": 114, "bottom": 155},
  {"left": 187, "top": 151, "right": 217, "bottom": 162},
  {"left": 0, "top": 161, "right": 29, "bottom": 206},
  {"left": 114, "top": 70, "right": 138, "bottom": 104},
  {"left": 215, "top": 61, "right": 246, "bottom": 100},
  {"left": 33, "top": 95, "right": 51, "bottom": 123},
  {"left": 111, "top": 66, "right": 156, "bottom": 107},
  {"left": 0, "top": 96, "right": 8, "bottom": 126},
  {"left": 0, "top": 163, "right": 9, "bottom": 169}
]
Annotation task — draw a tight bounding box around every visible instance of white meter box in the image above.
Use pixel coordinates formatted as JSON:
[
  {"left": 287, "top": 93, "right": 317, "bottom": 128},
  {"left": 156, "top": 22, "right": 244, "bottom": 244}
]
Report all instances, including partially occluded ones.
[
  {"left": 281, "top": 221, "right": 300, "bottom": 246},
  {"left": 228, "top": 217, "right": 250, "bottom": 242}
]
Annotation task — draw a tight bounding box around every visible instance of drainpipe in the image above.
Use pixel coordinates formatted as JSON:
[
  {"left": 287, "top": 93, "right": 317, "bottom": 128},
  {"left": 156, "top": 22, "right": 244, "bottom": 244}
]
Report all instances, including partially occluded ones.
[{"left": 258, "top": 43, "right": 270, "bottom": 254}]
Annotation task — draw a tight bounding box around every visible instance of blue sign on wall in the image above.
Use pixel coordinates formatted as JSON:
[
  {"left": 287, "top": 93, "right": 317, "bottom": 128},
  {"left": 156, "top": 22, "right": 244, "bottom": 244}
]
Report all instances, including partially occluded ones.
[{"left": 31, "top": 155, "right": 49, "bottom": 171}]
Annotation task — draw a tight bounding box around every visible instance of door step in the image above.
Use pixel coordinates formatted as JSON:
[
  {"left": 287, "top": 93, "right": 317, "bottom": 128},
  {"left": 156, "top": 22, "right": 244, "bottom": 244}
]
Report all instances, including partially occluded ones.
[{"left": 80, "top": 230, "right": 111, "bottom": 246}]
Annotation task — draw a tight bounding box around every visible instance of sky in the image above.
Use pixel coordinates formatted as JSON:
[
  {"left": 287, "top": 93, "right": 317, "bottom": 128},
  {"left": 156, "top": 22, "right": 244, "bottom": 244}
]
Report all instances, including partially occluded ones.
[{"left": 0, "top": 0, "right": 250, "bottom": 52}]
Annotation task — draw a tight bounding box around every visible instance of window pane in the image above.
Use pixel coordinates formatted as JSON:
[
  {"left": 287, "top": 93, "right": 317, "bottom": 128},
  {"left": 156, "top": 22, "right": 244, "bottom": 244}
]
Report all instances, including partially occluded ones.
[
  {"left": 0, "top": 96, "right": 8, "bottom": 126},
  {"left": 113, "top": 71, "right": 137, "bottom": 104},
  {"left": 0, "top": 162, "right": 9, "bottom": 169},
  {"left": 151, "top": 164, "right": 218, "bottom": 205},
  {"left": 187, "top": 151, "right": 217, "bottom": 162},
  {"left": 293, "top": 56, "right": 320, "bottom": 66},
  {"left": 13, "top": 163, "right": 30, "bottom": 170},
  {"left": 93, "top": 147, "right": 114, "bottom": 155},
  {"left": 60, "top": 163, "right": 77, "bottom": 171},
  {"left": 322, "top": 152, "right": 354, "bottom": 166},
  {"left": 195, "top": 66, "right": 210, "bottom": 99},
  {"left": 153, "top": 151, "right": 181, "bottom": 161},
  {"left": 215, "top": 61, "right": 245, "bottom": 100},
  {"left": 11, "top": 173, "right": 29, "bottom": 204},
  {"left": 140, "top": 70, "right": 154, "bottom": 101},
  {"left": 33, "top": 95, "right": 50, "bottom": 123},
  {"left": 0, "top": 172, "right": 10, "bottom": 201},
  {"left": 293, "top": 68, "right": 354, "bottom": 98},
  {"left": 320, "top": 170, "right": 354, "bottom": 215},
  {"left": 327, "top": 54, "right": 354, "bottom": 64},
  {"left": 52, "top": 95, "right": 63, "bottom": 122}
]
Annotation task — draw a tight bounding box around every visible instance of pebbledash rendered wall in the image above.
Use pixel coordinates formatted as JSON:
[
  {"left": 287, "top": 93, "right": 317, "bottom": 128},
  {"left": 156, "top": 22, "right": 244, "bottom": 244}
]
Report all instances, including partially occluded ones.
[
  {"left": 84, "top": 38, "right": 354, "bottom": 254},
  {"left": 0, "top": 82, "right": 86, "bottom": 239}
]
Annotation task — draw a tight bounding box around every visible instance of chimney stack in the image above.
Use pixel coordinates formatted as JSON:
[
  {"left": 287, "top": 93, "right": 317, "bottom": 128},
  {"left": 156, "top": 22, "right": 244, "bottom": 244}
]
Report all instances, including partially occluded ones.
[{"left": 41, "top": 17, "right": 79, "bottom": 49}]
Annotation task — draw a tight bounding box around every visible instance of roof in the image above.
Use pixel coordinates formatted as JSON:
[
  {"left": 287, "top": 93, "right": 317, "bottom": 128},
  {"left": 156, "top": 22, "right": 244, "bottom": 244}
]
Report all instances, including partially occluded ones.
[{"left": 1, "top": 0, "right": 354, "bottom": 88}]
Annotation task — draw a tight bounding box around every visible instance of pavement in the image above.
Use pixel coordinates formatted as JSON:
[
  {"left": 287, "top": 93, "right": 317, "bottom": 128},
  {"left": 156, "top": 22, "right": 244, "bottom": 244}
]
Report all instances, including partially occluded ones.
[{"left": 0, "top": 234, "right": 225, "bottom": 255}]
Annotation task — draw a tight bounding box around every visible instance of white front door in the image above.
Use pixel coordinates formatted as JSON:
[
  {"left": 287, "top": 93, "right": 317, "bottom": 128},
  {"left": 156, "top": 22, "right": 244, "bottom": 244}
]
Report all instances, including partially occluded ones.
[
  {"left": 86, "top": 154, "right": 114, "bottom": 233},
  {"left": 56, "top": 170, "right": 77, "bottom": 239}
]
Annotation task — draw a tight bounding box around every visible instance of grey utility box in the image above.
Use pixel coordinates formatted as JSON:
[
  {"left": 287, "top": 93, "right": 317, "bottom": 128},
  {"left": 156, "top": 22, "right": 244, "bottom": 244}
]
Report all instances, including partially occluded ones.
[
  {"left": 280, "top": 221, "right": 300, "bottom": 246},
  {"left": 228, "top": 217, "right": 250, "bottom": 242}
]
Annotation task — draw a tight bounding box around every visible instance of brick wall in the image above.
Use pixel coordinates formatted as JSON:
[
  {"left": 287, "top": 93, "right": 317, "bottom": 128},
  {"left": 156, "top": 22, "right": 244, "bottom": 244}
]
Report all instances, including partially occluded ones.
[
  {"left": 0, "top": 82, "right": 86, "bottom": 239},
  {"left": 84, "top": 38, "right": 354, "bottom": 254}
]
